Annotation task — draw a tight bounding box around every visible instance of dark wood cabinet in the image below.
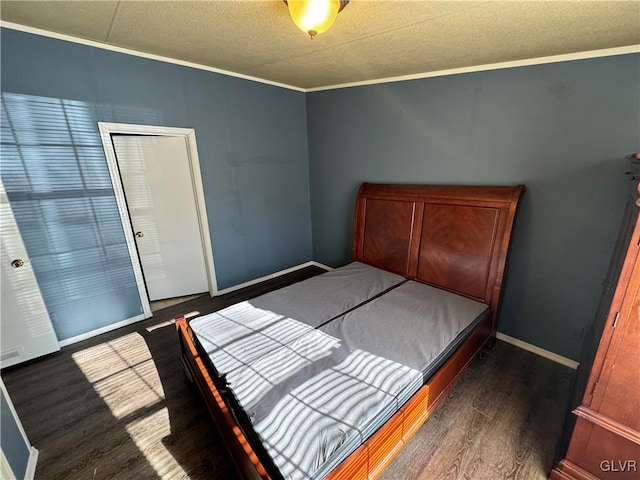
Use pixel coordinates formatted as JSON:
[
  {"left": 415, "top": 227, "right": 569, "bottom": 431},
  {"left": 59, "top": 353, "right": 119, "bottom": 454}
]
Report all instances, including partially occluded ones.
[{"left": 551, "top": 158, "right": 640, "bottom": 480}]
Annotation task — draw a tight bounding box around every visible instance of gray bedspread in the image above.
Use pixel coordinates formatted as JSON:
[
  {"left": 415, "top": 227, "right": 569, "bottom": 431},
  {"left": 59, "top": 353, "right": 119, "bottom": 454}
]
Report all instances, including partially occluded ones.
[
  {"left": 321, "top": 280, "right": 489, "bottom": 375},
  {"left": 227, "top": 328, "right": 423, "bottom": 480},
  {"left": 190, "top": 262, "right": 404, "bottom": 375}
]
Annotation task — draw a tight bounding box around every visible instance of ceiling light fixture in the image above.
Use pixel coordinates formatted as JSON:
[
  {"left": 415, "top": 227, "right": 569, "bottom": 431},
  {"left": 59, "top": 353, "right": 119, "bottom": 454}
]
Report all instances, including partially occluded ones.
[{"left": 284, "top": 0, "right": 349, "bottom": 39}]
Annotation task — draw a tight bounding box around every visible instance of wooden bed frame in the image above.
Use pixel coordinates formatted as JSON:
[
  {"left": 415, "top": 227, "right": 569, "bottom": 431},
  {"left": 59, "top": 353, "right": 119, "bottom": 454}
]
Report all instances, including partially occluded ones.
[{"left": 176, "top": 183, "right": 525, "bottom": 480}]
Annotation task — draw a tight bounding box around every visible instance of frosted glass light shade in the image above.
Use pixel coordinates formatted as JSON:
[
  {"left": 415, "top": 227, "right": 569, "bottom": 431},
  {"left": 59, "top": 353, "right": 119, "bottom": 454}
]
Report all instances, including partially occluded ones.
[{"left": 287, "top": 0, "right": 341, "bottom": 38}]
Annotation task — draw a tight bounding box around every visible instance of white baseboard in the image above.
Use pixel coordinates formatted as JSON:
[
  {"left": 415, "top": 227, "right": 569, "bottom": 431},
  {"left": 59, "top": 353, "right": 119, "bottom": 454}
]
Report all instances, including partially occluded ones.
[
  {"left": 57, "top": 262, "right": 334, "bottom": 347},
  {"left": 496, "top": 332, "right": 579, "bottom": 369},
  {"left": 58, "top": 313, "right": 147, "bottom": 347},
  {"left": 215, "top": 261, "right": 333, "bottom": 296},
  {"left": 25, "top": 447, "right": 38, "bottom": 480},
  {"left": 309, "top": 261, "right": 334, "bottom": 271}
]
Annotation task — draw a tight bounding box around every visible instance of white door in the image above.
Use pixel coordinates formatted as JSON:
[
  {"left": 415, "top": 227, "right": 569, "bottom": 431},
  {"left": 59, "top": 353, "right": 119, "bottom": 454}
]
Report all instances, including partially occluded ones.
[
  {"left": 112, "top": 135, "right": 209, "bottom": 301},
  {"left": 0, "top": 181, "right": 59, "bottom": 369}
]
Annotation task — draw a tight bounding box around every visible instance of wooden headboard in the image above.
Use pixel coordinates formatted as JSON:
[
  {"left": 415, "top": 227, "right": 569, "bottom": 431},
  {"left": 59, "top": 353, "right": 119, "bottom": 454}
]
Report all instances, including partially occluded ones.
[{"left": 352, "top": 183, "right": 525, "bottom": 331}]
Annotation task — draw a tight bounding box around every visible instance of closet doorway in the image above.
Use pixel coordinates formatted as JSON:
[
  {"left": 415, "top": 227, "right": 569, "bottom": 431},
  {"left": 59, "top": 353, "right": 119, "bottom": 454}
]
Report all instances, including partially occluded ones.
[{"left": 99, "top": 123, "right": 218, "bottom": 316}]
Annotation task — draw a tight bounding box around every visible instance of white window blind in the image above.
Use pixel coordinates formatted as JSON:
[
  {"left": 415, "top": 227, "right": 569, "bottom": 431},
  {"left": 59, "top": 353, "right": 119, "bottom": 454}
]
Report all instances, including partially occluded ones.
[{"left": 1, "top": 93, "right": 142, "bottom": 341}]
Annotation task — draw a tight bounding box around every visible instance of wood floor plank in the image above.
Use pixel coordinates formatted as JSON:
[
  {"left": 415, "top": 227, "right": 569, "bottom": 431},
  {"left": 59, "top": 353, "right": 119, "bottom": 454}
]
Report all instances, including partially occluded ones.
[
  {"left": 379, "top": 342, "right": 573, "bottom": 480},
  {"left": 2, "top": 266, "right": 574, "bottom": 480}
]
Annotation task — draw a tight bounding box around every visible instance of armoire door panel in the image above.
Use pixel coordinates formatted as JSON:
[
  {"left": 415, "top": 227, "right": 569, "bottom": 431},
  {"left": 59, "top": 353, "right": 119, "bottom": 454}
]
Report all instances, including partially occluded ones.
[
  {"left": 566, "top": 418, "right": 640, "bottom": 480},
  {"left": 588, "top": 223, "right": 640, "bottom": 432},
  {"left": 591, "top": 280, "right": 640, "bottom": 430}
]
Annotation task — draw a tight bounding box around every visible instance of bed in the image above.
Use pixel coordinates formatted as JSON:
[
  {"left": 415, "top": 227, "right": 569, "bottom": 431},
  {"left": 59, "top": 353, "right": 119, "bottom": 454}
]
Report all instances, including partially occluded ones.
[{"left": 176, "top": 182, "right": 525, "bottom": 480}]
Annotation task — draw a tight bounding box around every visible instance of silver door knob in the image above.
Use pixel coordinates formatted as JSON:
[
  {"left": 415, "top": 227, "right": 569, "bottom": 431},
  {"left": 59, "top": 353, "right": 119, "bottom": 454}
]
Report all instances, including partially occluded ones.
[
  {"left": 11, "top": 259, "right": 24, "bottom": 268},
  {"left": 135, "top": 231, "right": 144, "bottom": 238}
]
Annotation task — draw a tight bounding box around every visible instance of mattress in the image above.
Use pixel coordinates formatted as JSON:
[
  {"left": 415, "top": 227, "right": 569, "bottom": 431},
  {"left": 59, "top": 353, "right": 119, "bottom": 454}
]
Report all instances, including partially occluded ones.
[
  {"left": 321, "top": 280, "right": 489, "bottom": 378},
  {"left": 192, "top": 277, "right": 488, "bottom": 480},
  {"left": 190, "top": 262, "right": 404, "bottom": 376},
  {"left": 227, "top": 329, "right": 423, "bottom": 480}
]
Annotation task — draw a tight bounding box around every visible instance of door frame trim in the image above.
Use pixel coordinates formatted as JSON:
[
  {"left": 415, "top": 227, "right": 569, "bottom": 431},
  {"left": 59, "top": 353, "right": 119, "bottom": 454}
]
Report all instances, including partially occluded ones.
[{"left": 98, "top": 123, "right": 219, "bottom": 318}]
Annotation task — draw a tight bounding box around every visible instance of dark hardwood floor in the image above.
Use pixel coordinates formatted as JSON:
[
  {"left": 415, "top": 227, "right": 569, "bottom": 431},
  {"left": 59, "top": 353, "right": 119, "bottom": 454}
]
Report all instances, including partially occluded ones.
[
  {"left": 3, "top": 266, "right": 574, "bottom": 480},
  {"left": 379, "top": 339, "right": 573, "bottom": 480}
]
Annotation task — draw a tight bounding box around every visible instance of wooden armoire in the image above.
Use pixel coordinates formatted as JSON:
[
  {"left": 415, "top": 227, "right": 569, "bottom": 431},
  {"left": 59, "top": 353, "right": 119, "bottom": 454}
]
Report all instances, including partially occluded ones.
[{"left": 551, "top": 156, "right": 640, "bottom": 480}]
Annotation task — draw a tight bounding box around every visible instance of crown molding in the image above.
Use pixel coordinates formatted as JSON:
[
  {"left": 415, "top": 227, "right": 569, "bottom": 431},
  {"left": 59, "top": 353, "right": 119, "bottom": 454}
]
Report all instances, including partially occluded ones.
[
  {"left": 306, "top": 44, "right": 640, "bottom": 92},
  {"left": 0, "top": 21, "right": 306, "bottom": 92},
  {"left": 2, "top": 21, "right": 638, "bottom": 93}
]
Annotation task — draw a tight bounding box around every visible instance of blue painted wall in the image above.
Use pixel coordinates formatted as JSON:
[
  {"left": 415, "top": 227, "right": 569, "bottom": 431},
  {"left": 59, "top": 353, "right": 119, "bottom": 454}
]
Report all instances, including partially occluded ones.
[
  {"left": 0, "top": 29, "right": 312, "bottom": 338},
  {"left": 1, "top": 387, "right": 30, "bottom": 480},
  {"left": 307, "top": 55, "right": 640, "bottom": 360},
  {"left": 2, "top": 27, "right": 638, "bottom": 359}
]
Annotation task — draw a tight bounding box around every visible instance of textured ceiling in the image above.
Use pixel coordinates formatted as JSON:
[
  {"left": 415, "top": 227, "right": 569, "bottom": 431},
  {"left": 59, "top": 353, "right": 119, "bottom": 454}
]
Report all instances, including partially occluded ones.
[{"left": 1, "top": 1, "right": 639, "bottom": 90}]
